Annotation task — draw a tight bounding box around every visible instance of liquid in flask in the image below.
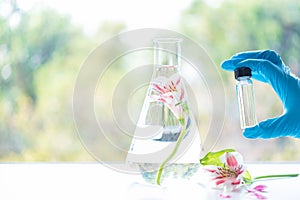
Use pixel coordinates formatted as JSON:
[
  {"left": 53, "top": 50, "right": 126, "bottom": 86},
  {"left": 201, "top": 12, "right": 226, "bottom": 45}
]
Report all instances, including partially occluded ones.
[{"left": 126, "top": 38, "right": 202, "bottom": 184}]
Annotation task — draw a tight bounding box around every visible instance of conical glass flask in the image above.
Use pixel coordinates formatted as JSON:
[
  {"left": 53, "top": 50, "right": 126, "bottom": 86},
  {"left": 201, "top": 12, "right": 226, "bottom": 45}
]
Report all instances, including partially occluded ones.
[{"left": 126, "top": 38, "right": 202, "bottom": 184}]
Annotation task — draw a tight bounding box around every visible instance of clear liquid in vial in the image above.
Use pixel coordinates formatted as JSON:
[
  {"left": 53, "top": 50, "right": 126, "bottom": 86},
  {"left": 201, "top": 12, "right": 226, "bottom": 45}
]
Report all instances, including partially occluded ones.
[{"left": 236, "top": 77, "right": 257, "bottom": 129}]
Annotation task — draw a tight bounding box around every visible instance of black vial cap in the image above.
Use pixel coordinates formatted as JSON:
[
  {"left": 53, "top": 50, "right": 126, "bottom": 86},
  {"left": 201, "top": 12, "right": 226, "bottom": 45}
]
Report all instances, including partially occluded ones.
[{"left": 234, "top": 67, "right": 252, "bottom": 79}]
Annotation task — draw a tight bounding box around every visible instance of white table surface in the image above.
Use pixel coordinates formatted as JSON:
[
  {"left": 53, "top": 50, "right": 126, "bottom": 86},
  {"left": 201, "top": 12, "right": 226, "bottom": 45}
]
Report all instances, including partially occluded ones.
[{"left": 0, "top": 163, "right": 299, "bottom": 200}]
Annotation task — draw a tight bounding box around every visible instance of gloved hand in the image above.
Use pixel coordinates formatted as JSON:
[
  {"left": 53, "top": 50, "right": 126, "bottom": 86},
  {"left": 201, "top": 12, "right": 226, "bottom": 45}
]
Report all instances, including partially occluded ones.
[{"left": 221, "top": 50, "right": 300, "bottom": 139}]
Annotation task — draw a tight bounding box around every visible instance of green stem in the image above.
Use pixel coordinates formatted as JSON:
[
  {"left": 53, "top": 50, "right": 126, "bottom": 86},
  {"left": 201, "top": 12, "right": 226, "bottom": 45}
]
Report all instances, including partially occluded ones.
[
  {"left": 155, "top": 127, "right": 186, "bottom": 185},
  {"left": 252, "top": 174, "right": 299, "bottom": 183}
]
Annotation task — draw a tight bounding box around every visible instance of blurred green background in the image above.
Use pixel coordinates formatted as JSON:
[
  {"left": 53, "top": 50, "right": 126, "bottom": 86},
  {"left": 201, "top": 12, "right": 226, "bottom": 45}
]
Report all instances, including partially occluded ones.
[{"left": 1, "top": 0, "right": 300, "bottom": 162}]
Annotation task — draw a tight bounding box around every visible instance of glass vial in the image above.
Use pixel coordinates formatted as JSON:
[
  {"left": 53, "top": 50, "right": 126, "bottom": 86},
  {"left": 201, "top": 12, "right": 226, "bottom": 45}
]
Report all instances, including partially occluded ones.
[{"left": 234, "top": 67, "right": 257, "bottom": 129}]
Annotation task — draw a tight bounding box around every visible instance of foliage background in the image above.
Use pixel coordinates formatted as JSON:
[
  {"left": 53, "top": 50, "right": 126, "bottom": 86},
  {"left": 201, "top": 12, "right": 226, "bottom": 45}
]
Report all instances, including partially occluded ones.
[{"left": 1, "top": 0, "right": 300, "bottom": 161}]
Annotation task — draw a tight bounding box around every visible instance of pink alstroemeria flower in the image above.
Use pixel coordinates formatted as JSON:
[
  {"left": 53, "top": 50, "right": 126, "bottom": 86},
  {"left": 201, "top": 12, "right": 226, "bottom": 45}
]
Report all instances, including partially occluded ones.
[
  {"left": 206, "top": 152, "right": 245, "bottom": 189},
  {"left": 201, "top": 149, "right": 298, "bottom": 199},
  {"left": 150, "top": 77, "right": 185, "bottom": 121}
]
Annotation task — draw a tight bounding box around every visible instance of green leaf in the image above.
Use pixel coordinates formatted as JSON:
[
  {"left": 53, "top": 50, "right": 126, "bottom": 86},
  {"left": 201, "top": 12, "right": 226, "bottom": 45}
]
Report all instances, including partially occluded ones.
[
  {"left": 182, "top": 101, "right": 189, "bottom": 115},
  {"left": 178, "top": 118, "right": 185, "bottom": 126},
  {"left": 175, "top": 101, "right": 182, "bottom": 106},
  {"left": 200, "top": 149, "right": 236, "bottom": 166},
  {"left": 243, "top": 170, "right": 253, "bottom": 184}
]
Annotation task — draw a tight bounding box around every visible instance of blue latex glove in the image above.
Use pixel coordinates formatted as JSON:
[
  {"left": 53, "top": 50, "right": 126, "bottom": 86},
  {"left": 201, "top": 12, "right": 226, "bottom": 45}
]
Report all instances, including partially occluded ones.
[{"left": 221, "top": 50, "right": 300, "bottom": 139}]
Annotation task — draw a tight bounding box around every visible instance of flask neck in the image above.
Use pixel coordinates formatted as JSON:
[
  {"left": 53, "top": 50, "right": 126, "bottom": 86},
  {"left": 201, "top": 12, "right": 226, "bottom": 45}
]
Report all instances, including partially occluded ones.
[
  {"left": 237, "top": 76, "right": 251, "bottom": 81},
  {"left": 153, "top": 38, "right": 181, "bottom": 68}
]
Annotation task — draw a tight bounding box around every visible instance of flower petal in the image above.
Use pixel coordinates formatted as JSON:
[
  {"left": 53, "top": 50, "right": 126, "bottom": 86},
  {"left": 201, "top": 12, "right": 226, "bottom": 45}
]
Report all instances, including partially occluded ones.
[
  {"left": 180, "top": 88, "right": 184, "bottom": 100},
  {"left": 231, "top": 180, "right": 241, "bottom": 185},
  {"left": 158, "top": 98, "right": 167, "bottom": 103},
  {"left": 254, "top": 192, "right": 267, "bottom": 199},
  {"left": 207, "top": 169, "right": 216, "bottom": 173},
  {"left": 253, "top": 185, "right": 267, "bottom": 192},
  {"left": 219, "top": 193, "right": 231, "bottom": 198},
  {"left": 225, "top": 152, "right": 238, "bottom": 169},
  {"left": 175, "top": 78, "right": 181, "bottom": 86},
  {"left": 216, "top": 179, "right": 226, "bottom": 185},
  {"left": 153, "top": 83, "right": 164, "bottom": 93}
]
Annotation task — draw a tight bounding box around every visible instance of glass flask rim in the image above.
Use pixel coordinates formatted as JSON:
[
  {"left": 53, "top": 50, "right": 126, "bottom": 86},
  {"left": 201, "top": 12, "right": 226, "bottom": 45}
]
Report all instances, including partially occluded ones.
[{"left": 153, "top": 38, "right": 183, "bottom": 44}]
